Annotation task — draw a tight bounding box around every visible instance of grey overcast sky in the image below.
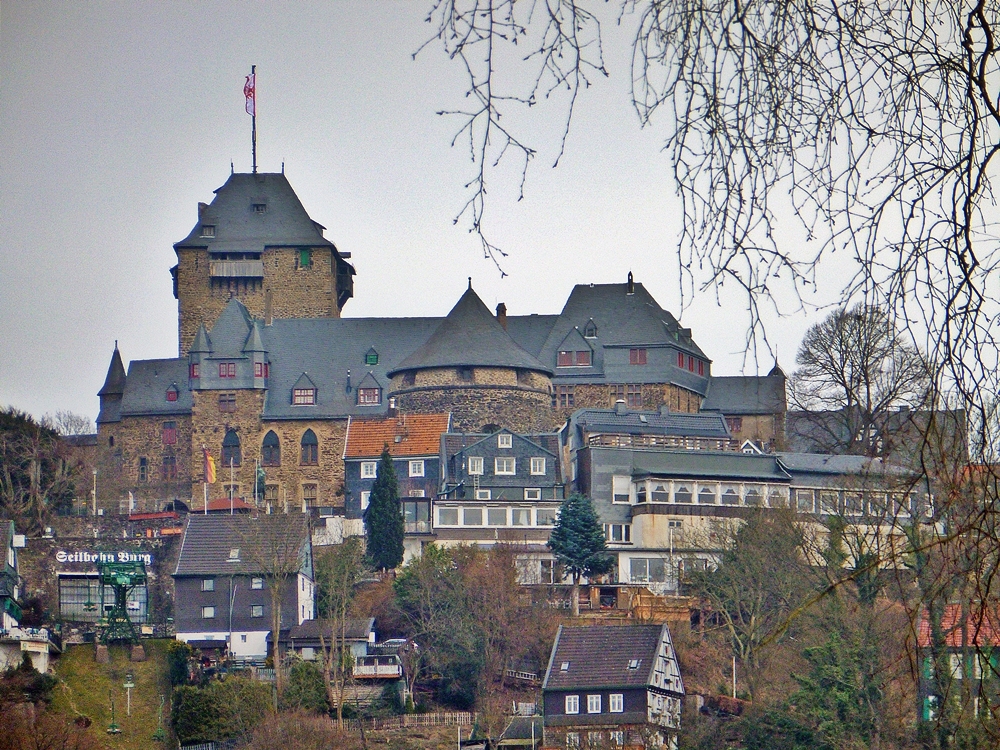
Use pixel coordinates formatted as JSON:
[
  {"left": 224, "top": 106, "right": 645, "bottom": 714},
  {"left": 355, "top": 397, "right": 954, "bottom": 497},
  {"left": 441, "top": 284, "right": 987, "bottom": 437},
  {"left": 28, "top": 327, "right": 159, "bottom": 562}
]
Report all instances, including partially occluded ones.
[{"left": 0, "top": 2, "right": 846, "bottom": 425}]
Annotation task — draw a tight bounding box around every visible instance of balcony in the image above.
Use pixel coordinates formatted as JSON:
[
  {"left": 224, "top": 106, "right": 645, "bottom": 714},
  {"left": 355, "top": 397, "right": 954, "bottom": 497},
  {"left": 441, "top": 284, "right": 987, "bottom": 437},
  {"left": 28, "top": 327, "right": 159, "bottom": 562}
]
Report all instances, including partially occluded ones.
[
  {"left": 209, "top": 260, "right": 264, "bottom": 279},
  {"left": 588, "top": 433, "right": 739, "bottom": 452},
  {"left": 353, "top": 655, "right": 403, "bottom": 679},
  {"left": 404, "top": 521, "right": 432, "bottom": 535}
]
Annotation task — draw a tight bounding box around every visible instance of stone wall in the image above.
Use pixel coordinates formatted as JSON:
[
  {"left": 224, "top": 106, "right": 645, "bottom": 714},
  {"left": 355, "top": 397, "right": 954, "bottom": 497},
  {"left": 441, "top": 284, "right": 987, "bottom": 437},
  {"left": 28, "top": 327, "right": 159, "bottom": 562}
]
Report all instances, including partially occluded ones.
[
  {"left": 95, "top": 415, "right": 194, "bottom": 513},
  {"left": 392, "top": 383, "right": 553, "bottom": 433},
  {"left": 727, "top": 413, "right": 786, "bottom": 451},
  {"left": 257, "top": 418, "right": 348, "bottom": 511},
  {"left": 550, "top": 382, "right": 703, "bottom": 426},
  {"left": 176, "top": 246, "right": 344, "bottom": 354}
]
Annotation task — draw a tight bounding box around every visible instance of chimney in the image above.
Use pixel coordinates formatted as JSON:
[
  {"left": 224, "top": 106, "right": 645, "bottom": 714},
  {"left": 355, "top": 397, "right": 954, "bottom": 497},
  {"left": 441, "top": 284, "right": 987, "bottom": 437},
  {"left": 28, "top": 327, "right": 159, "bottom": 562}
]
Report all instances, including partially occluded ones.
[
  {"left": 614, "top": 399, "right": 627, "bottom": 415},
  {"left": 627, "top": 272, "right": 635, "bottom": 295},
  {"left": 264, "top": 289, "right": 273, "bottom": 326},
  {"left": 388, "top": 397, "right": 398, "bottom": 417},
  {"left": 496, "top": 303, "right": 507, "bottom": 330},
  {"left": 198, "top": 202, "right": 209, "bottom": 219}
]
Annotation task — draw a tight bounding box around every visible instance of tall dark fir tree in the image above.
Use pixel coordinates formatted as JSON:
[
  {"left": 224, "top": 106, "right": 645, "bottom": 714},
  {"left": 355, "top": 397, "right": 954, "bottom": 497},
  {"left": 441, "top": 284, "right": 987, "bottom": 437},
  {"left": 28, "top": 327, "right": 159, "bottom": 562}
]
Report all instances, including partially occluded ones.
[
  {"left": 364, "top": 446, "right": 404, "bottom": 572},
  {"left": 547, "top": 493, "right": 613, "bottom": 616}
]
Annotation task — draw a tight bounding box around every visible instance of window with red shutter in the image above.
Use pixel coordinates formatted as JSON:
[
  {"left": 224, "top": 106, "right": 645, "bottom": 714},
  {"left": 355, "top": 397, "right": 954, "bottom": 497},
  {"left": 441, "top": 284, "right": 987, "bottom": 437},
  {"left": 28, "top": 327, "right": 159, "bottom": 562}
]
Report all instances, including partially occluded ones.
[
  {"left": 630, "top": 348, "right": 647, "bottom": 365},
  {"left": 575, "top": 350, "right": 591, "bottom": 366},
  {"left": 557, "top": 351, "right": 573, "bottom": 367}
]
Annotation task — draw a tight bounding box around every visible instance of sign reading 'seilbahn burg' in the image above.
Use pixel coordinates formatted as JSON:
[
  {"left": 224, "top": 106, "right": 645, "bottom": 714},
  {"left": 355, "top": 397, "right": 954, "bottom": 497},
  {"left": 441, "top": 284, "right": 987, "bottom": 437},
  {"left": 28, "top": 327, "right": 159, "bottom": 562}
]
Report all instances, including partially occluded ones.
[{"left": 55, "top": 550, "right": 153, "bottom": 565}]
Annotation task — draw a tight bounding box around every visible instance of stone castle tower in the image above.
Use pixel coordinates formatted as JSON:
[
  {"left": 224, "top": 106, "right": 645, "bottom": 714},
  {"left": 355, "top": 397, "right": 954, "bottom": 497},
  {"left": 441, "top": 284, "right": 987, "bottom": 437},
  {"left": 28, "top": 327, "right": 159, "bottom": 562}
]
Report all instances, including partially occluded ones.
[{"left": 171, "top": 172, "right": 355, "bottom": 354}]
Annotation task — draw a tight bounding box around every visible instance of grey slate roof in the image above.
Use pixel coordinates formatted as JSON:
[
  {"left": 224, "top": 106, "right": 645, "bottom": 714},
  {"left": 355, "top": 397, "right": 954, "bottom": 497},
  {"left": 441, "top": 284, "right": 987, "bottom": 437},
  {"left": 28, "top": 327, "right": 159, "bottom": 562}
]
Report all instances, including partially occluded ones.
[
  {"left": 571, "top": 407, "right": 731, "bottom": 439},
  {"left": 203, "top": 298, "right": 257, "bottom": 359},
  {"left": 702, "top": 372, "right": 786, "bottom": 415},
  {"left": 173, "top": 514, "right": 311, "bottom": 578},
  {"left": 628, "top": 449, "right": 791, "bottom": 481},
  {"left": 387, "top": 286, "right": 552, "bottom": 376},
  {"left": 174, "top": 172, "right": 336, "bottom": 254},
  {"left": 98, "top": 346, "right": 126, "bottom": 396},
  {"left": 542, "top": 624, "right": 665, "bottom": 691},
  {"left": 120, "top": 359, "right": 192, "bottom": 417}
]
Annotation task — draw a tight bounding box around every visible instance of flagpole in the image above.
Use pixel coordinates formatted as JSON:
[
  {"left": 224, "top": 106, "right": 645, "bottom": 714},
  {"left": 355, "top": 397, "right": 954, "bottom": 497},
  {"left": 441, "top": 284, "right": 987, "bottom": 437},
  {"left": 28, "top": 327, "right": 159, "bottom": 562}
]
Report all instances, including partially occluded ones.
[
  {"left": 251, "top": 64, "right": 257, "bottom": 174},
  {"left": 204, "top": 482, "right": 208, "bottom": 515}
]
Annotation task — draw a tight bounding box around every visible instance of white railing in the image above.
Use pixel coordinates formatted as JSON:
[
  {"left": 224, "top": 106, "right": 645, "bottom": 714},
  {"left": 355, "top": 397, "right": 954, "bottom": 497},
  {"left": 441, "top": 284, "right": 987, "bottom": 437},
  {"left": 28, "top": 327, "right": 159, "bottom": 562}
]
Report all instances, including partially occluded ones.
[{"left": 209, "top": 260, "right": 264, "bottom": 278}]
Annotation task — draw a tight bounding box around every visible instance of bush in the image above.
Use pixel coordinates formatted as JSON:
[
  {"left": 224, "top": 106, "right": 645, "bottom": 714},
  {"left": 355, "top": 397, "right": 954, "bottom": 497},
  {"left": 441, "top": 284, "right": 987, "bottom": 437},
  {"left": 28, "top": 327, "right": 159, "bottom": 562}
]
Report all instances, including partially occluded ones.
[
  {"left": 172, "top": 677, "right": 272, "bottom": 745},
  {"left": 166, "top": 640, "right": 194, "bottom": 686},
  {"left": 0, "top": 654, "right": 58, "bottom": 708},
  {"left": 279, "top": 661, "right": 328, "bottom": 714},
  {"left": 247, "top": 710, "right": 363, "bottom": 750}
]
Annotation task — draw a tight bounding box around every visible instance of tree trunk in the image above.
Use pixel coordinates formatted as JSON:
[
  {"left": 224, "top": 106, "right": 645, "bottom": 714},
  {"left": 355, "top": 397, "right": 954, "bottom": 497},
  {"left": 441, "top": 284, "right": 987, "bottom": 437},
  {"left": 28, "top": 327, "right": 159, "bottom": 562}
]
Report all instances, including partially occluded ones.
[
  {"left": 319, "top": 631, "right": 338, "bottom": 725},
  {"left": 270, "top": 582, "right": 283, "bottom": 699},
  {"left": 571, "top": 574, "right": 580, "bottom": 617}
]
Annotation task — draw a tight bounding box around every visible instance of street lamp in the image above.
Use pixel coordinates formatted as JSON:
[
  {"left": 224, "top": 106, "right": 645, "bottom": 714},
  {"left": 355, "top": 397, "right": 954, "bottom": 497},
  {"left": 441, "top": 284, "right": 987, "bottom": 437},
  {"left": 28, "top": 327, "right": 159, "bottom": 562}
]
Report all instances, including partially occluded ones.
[{"left": 92, "top": 469, "right": 97, "bottom": 516}]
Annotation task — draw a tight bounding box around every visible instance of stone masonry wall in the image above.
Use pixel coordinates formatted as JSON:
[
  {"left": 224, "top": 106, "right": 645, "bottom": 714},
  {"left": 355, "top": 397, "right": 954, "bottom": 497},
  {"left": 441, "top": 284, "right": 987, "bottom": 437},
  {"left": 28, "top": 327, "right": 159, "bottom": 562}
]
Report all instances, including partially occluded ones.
[
  {"left": 392, "top": 385, "right": 553, "bottom": 433},
  {"left": 257, "top": 418, "right": 347, "bottom": 511},
  {"left": 176, "top": 246, "right": 342, "bottom": 354},
  {"left": 550, "top": 382, "right": 703, "bottom": 426}
]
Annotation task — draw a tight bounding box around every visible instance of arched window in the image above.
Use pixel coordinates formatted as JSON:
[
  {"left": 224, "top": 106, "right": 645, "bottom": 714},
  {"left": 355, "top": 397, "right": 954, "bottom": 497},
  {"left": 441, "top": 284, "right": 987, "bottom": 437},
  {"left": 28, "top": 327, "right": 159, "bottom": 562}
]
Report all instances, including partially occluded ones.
[
  {"left": 261, "top": 431, "right": 281, "bottom": 467},
  {"left": 300, "top": 429, "right": 318, "bottom": 466},
  {"left": 222, "top": 430, "right": 241, "bottom": 467}
]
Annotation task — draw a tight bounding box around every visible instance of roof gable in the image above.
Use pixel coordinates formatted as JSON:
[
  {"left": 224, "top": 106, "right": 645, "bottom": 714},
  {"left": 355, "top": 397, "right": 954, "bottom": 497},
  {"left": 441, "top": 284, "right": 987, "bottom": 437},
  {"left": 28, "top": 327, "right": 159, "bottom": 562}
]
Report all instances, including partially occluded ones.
[
  {"left": 542, "top": 624, "right": 673, "bottom": 691},
  {"left": 344, "top": 413, "right": 451, "bottom": 458},
  {"left": 387, "top": 285, "right": 552, "bottom": 376},
  {"left": 174, "top": 172, "right": 335, "bottom": 254},
  {"left": 173, "top": 514, "right": 311, "bottom": 578},
  {"left": 206, "top": 299, "right": 254, "bottom": 358},
  {"left": 459, "top": 429, "right": 557, "bottom": 458}
]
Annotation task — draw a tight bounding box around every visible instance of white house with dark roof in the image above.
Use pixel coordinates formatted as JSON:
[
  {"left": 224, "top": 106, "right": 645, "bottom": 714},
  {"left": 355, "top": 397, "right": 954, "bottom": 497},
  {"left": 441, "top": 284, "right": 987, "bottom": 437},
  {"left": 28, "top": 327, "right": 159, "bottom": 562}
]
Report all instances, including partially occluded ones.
[
  {"left": 172, "top": 514, "right": 313, "bottom": 662},
  {"left": 542, "top": 624, "right": 684, "bottom": 749}
]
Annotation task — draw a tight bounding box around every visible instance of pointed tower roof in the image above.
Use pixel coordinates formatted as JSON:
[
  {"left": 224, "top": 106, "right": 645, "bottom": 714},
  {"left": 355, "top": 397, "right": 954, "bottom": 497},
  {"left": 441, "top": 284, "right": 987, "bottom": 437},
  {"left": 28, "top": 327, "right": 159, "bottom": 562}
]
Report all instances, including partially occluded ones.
[
  {"left": 387, "top": 285, "right": 552, "bottom": 376},
  {"left": 190, "top": 324, "right": 213, "bottom": 354},
  {"left": 98, "top": 344, "right": 127, "bottom": 396},
  {"left": 243, "top": 321, "right": 266, "bottom": 354}
]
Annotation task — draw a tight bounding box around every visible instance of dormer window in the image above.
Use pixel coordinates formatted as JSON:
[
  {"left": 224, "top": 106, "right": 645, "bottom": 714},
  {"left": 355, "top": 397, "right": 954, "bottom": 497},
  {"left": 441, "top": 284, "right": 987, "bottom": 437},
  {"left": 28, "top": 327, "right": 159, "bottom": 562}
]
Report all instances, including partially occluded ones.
[
  {"left": 200, "top": 225, "right": 216, "bottom": 237},
  {"left": 365, "top": 347, "right": 379, "bottom": 366},
  {"left": 558, "top": 350, "right": 591, "bottom": 367},
  {"left": 583, "top": 320, "right": 598, "bottom": 338},
  {"left": 293, "top": 388, "right": 316, "bottom": 405},
  {"left": 254, "top": 362, "right": 269, "bottom": 378},
  {"left": 627, "top": 658, "right": 641, "bottom": 670},
  {"left": 219, "top": 362, "right": 236, "bottom": 378},
  {"left": 498, "top": 433, "right": 512, "bottom": 448},
  {"left": 165, "top": 386, "right": 179, "bottom": 402},
  {"left": 630, "top": 348, "right": 648, "bottom": 365},
  {"left": 189, "top": 363, "right": 199, "bottom": 378},
  {"left": 357, "top": 387, "right": 381, "bottom": 405}
]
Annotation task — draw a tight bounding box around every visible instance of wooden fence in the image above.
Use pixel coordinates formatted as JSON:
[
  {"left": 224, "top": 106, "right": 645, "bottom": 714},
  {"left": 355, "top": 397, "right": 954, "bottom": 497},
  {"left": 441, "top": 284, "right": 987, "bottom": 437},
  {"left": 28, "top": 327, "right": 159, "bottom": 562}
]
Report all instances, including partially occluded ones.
[{"left": 345, "top": 711, "right": 477, "bottom": 732}]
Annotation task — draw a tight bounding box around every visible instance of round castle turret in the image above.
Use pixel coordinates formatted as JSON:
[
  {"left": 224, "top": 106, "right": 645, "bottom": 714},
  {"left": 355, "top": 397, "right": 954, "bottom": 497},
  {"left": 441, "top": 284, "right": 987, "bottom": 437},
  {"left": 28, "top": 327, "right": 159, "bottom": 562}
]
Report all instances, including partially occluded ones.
[{"left": 387, "top": 283, "right": 553, "bottom": 432}]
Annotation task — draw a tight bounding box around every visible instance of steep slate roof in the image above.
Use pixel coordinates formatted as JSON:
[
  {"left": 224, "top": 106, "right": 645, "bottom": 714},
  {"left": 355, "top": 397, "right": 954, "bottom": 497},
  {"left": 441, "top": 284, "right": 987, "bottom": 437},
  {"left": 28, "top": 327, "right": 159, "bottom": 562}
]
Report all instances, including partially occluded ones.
[
  {"left": 387, "top": 286, "right": 552, "bottom": 376},
  {"left": 702, "top": 372, "right": 786, "bottom": 415},
  {"left": 543, "top": 624, "right": 665, "bottom": 690},
  {"left": 345, "top": 413, "right": 451, "bottom": 458},
  {"left": 120, "top": 359, "right": 192, "bottom": 417},
  {"left": 628, "top": 450, "right": 791, "bottom": 481},
  {"left": 98, "top": 346, "right": 127, "bottom": 396},
  {"left": 203, "top": 298, "right": 256, "bottom": 358},
  {"left": 572, "top": 407, "right": 731, "bottom": 439},
  {"left": 174, "top": 172, "right": 337, "bottom": 254},
  {"left": 173, "top": 514, "right": 311, "bottom": 577}
]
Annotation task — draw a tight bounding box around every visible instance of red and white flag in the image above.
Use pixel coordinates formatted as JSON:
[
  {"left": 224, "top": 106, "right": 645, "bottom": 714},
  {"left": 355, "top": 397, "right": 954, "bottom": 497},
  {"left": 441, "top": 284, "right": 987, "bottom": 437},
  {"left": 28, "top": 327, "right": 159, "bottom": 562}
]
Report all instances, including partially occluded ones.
[{"left": 244, "top": 71, "right": 256, "bottom": 117}]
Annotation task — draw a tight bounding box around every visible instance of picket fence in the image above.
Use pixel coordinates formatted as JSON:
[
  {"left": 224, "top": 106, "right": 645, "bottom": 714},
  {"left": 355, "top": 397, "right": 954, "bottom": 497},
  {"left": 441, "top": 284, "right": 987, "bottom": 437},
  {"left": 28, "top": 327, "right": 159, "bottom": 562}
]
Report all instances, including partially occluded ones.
[{"left": 345, "top": 711, "right": 477, "bottom": 732}]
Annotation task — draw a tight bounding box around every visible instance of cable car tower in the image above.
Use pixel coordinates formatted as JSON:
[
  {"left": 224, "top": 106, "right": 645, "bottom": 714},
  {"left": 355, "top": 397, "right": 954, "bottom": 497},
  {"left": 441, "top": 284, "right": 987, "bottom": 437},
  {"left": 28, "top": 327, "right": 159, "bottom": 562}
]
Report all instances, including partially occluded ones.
[{"left": 97, "top": 561, "right": 147, "bottom": 645}]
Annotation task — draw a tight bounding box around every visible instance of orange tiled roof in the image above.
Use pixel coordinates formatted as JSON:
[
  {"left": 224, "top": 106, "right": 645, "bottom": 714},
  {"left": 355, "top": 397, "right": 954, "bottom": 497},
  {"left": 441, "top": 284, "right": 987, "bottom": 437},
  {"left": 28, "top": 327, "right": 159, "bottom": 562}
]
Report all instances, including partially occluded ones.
[
  {"left": 345, "top": 413, "right": 451, "bottom": 458},
  {"left": 917, "top": 603, "right": 1000, "bottom": 648}
]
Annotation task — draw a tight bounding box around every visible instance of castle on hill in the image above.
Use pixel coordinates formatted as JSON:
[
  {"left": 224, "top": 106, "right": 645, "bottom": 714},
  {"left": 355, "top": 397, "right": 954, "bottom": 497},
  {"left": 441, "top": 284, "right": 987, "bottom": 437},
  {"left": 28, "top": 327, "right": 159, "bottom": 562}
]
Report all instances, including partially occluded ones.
[{"left": 94, "top": 171, "right": 785, "bottom": 514}]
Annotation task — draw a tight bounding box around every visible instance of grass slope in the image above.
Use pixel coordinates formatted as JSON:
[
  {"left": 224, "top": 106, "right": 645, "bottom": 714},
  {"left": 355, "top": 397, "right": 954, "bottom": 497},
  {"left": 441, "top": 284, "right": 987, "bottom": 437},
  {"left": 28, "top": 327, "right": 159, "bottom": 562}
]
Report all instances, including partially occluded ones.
[{"left": 51, "top": 640, "right": 174, "bottom": 750}]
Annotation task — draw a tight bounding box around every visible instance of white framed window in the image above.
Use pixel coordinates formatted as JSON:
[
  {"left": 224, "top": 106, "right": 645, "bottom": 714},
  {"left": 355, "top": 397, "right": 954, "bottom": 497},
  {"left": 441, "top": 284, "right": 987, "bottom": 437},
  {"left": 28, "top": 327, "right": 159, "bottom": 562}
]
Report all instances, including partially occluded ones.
[
  {"left": 251, "top": 577, "right": 263, "bottom": 590},
  {"left": 565, "top": 695, "right": 580, "bottom": 714},
  {"left": 498, "top": 433, "right": 513, "bottom": 448},
  {"left": 511, "top": 508, "right": 531, "bottom": 526},
  {"left": 487, "top": 507, "right": 507, "bottom": 526},
  {"left": 361, "top": 461, "right": 377, "bottom": 479},
  {"left": 409, "top": 460, "right": 425, "bottom": 477},
  {"left": 201, "top": 606, "right": 215, "bottom": 619},
  {"left": 463, "top": 507, "right": 483, "bottom": 525},
  {"left": 530, "top": 457, "right": 546, "bottom": 475},
  {"left": 524, "top": 488, "right": 541, "bottom": 501},
  {"left": 495, "top": 457, "right": 516, "bottom": 475},
  {"left": 612, "top": 475, "right": 631, "bottom": 504},
  {"left": 476, "top": 489, "right": 492, "bottom": 500},
  {"left": 250, "top": 605, "right": 264, "bottom": 618},
  {"left": 438, "top": 507, "right": 459, "bottom": 526},
  {"left": 604, "top": 523, "right": 631, "bottom": 543},
  {"left": 609, "top": 693, "right": 624, "bottom": 713},
  {"left": 360, "top": 491, "right": 371, "bottom": 510},
  {"left": 468, "top": 456, "right": 484, "bottom": 475},
  {"left": 201, "top": 578, "right": 215, "bottom": 592},
  {"left": 587, "top": 694, "right": 601, "bottom": 713}
]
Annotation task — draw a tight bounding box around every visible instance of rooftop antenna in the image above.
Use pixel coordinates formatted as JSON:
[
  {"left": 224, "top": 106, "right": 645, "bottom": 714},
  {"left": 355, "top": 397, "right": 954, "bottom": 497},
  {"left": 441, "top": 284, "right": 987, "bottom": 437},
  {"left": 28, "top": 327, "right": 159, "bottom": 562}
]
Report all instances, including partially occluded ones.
[
  {"left": 468, "top": 277, "right": 472, "bottom": 289},
  {"left": 244, "top": 65, "right": 257, "bottom": 173},
  {"left": 231, "top": 160, "right": 234, "bottom": 174},
  {"left": 281, "top": 160, "right": 285, "bottom": 174}
]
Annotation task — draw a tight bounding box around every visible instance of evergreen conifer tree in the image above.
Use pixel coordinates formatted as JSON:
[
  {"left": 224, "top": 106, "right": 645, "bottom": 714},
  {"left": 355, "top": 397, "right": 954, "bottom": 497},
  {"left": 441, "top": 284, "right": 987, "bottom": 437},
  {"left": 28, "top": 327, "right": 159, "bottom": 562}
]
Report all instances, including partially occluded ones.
[
  {"left": 547, "top": 493, "right": 613, "bottom": 616},
  {"left": 364, "top": 446, "right": 404, "bottom": 572}
]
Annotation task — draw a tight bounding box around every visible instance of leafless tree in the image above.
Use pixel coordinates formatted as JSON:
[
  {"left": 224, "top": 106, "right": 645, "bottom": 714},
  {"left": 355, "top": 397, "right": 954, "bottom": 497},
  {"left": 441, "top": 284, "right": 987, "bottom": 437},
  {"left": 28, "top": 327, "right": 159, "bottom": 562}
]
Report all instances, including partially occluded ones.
[
  {"left": 44, "top": 411, "right": 94, "bottom": 437},
  {"left": 231, "top": 514, "right": 311, "bottom": 700},
  {"left": 788, "top": 304, "right": 932, "bottom": 457},
  {"left": 313, "top": 537, "right": 368, "bottom": 727}
]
